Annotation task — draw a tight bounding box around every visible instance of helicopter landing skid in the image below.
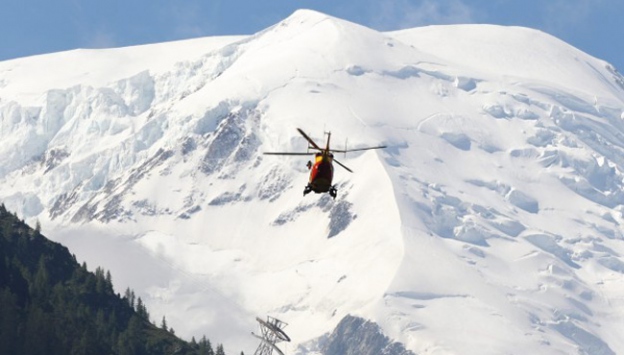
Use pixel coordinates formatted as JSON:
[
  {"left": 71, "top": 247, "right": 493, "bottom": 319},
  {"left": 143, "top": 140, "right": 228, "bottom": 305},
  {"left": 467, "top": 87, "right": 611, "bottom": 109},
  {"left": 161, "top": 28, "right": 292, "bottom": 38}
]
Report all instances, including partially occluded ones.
[
  {"left": 303, "top": 184, "right": 337, "bottom": 199},
  {"left": 329, "top": 186, "right": 337, "bottom": 199}
]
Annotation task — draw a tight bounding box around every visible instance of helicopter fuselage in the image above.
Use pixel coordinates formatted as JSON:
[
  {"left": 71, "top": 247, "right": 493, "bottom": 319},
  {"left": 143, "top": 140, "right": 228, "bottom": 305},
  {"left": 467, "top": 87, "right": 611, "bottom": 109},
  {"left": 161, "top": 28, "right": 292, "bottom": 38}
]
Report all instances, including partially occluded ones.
[{"left": 308, "top": 153, "right": 334, "bottom": 193}]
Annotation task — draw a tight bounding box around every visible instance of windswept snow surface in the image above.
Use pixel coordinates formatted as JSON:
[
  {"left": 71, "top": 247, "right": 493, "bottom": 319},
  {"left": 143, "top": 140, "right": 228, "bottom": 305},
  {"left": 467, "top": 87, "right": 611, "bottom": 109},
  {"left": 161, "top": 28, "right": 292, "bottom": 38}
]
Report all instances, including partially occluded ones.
[{"left": 2, "top": 9, "right": 624, "bottom": 355}]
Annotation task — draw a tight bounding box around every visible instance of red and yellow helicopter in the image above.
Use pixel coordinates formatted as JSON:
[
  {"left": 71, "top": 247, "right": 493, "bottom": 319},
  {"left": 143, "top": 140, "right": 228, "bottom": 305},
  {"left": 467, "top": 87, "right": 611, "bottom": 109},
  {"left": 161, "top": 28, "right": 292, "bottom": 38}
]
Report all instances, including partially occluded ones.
[{"left": 264, "top": 128, "right": 386, "bottom": 199}]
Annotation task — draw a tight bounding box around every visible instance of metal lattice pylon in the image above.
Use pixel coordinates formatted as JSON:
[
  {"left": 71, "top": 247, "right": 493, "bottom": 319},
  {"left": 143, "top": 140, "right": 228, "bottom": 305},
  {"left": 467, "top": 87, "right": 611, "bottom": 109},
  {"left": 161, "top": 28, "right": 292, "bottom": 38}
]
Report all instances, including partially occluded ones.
[{"left": 252, "top": 316, "right": 291, "bottom": 355}]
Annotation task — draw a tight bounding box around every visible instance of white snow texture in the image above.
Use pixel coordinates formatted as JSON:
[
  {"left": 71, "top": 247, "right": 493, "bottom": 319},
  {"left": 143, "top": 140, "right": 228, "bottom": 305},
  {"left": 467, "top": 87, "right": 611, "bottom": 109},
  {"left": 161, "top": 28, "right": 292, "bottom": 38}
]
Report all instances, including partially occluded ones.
[{"left": 2, "top": 9, "right": 624, "bottom": 355}]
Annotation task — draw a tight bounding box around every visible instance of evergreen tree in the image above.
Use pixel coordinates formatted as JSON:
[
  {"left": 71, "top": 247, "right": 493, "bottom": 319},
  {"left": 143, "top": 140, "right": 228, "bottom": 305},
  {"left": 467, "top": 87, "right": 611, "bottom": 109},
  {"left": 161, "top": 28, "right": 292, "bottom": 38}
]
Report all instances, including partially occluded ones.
[
  {"left": 161, "top": 316, "right": 168, "bottom": 330},
  {"left": 199, "top": 336, "right": 214, "bottom": 355},
  {"left": 124, "top": 287, "right": 132, "bottom": 305},
  {"left": 95, "top": 267, "right": 106, "bottom": 293},
  {"left": 130, "top": 290, "right": 136, "bottom": 309},
  {"left": 215, "top": 344, "right": 226, "bottom": 355},
  {"left": 35, "top": 219, "right": 41, "bottom": 235},
  {"left": 124, "top": 287, "right": 136, "bottom": 309},
  {"left": 136, "top": 297, "right": 149, "bottom": 320},
  {"left": 105, "top": 270, "right": 113, "bottom": 288}
]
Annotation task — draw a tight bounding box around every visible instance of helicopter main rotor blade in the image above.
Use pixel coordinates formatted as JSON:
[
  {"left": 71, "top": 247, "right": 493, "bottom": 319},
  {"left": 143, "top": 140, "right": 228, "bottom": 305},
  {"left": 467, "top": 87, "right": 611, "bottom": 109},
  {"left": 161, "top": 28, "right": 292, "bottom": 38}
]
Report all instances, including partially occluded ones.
[
  {"left": 263, "top": 152, "right": 312, "bottom": 156},
  {"left": 333, "top": 158, "right": 353, "bottom": 173},
  {"left": 330, "top": 145, "right": 387, "bottom": 153},
  {"left": 297, "top": 128, "right": 323, "bottom": 151}
]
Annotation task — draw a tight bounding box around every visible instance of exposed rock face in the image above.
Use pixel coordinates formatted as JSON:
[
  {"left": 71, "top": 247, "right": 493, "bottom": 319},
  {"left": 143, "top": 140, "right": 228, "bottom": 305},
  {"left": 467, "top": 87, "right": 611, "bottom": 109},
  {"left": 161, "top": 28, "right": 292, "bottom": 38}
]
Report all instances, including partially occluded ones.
[{"left": 321, "top": 315, "right": 414, "bottom": 355}]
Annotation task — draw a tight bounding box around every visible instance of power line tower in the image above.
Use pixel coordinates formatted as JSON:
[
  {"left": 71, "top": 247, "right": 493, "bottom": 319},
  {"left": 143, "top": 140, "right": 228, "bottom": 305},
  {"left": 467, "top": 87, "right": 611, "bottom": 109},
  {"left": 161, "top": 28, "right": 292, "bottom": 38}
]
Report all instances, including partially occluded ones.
[{"left": 252, "top": 316, "right": 291, "bottom": 355}]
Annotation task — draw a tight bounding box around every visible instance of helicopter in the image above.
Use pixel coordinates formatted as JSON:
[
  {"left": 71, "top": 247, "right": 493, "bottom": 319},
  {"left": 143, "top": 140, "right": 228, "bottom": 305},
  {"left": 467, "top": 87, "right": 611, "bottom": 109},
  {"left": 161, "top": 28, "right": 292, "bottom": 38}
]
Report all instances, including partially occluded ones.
[{"left": 264, "top": 128, "right": 386, "bottom": 199}]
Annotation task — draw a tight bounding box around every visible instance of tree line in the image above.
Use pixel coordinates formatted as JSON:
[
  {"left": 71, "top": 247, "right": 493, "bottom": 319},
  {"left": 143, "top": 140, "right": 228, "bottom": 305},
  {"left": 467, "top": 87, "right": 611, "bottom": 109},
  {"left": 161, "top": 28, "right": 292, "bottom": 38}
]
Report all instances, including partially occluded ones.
[{"left": 0, "top": 203, "right": 238, "bottom": 355}]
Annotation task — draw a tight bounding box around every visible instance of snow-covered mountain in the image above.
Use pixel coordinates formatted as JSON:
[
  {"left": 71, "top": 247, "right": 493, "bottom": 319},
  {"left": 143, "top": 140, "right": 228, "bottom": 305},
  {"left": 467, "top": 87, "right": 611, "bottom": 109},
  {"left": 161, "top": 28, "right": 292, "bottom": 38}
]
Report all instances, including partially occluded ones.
[{"left": 2, "top": 9, "right": 624, "bottom": 355}]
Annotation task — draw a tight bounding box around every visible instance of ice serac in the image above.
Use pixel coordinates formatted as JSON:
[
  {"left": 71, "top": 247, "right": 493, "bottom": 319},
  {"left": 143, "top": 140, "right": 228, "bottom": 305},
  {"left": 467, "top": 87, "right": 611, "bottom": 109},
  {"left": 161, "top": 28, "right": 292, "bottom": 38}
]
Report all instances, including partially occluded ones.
[{"left": 1, "top": 8, "right": 624, "bottom": 355}]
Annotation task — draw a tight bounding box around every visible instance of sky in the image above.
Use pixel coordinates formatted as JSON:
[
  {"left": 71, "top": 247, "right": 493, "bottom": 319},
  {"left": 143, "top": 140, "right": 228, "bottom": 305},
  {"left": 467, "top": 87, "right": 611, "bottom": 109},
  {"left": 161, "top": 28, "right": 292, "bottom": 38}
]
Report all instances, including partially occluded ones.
[{"left": 1, "top": 0, "right": 623, "bottom": 71}]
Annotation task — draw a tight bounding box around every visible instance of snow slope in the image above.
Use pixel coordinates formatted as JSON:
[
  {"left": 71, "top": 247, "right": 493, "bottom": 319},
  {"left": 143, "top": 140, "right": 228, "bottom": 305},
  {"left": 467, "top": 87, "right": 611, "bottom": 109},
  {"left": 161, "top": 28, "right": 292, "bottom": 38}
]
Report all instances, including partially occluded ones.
[{"left": 2, "top": 9, "right": 624, "bottom": 355}]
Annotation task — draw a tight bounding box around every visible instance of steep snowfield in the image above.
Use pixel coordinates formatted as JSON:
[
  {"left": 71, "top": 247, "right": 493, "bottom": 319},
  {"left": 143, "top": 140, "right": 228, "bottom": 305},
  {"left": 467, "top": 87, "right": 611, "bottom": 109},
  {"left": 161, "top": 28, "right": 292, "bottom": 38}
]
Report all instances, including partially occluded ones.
[
  {"left": 0, "top": 36, "right": 244, "bottom": 103},
  {"left": 390, "top": 24, "right": 624, "bottom": 103},
  {"left": 2, "top": 9, "right": 624, "bottom": 355}
]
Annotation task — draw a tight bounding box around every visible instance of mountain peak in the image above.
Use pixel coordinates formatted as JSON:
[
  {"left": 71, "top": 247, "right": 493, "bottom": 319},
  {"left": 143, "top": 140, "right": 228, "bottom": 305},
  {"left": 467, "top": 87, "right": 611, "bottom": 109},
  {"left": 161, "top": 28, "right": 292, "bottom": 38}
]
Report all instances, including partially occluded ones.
[
  {"left": 286, "top": 8, "right": 335, "bottom": 22},
  {"left": 253, "top": 8, "right": 368, "bottom": 45}
]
